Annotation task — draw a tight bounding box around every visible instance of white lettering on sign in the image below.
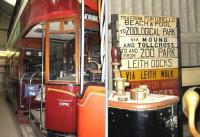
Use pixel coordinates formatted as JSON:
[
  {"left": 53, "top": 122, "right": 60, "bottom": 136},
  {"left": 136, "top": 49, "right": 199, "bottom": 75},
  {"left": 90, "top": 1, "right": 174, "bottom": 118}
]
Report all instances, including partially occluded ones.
[{"left": 84, "top": 14, "right": 98, "bottom": 22}]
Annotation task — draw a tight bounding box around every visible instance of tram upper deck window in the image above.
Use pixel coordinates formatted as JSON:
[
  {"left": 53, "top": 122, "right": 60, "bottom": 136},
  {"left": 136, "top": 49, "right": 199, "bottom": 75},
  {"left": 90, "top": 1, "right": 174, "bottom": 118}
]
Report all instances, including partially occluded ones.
[
  {"left": 64, "top": 20, "right": 75, "bottom": 31},
  {"left": 49, "top": 21, "right": 60, "bottom": 31}
]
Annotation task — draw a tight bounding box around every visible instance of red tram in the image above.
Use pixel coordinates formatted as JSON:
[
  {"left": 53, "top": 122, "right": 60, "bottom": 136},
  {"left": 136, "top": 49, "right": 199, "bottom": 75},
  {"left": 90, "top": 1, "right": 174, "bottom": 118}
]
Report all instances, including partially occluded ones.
[
  {"left": 5, "top": 1, "right": 181, "bottom": 137},
  {"left": 6, "top": 0, "right": 104, "bottom": 136}
]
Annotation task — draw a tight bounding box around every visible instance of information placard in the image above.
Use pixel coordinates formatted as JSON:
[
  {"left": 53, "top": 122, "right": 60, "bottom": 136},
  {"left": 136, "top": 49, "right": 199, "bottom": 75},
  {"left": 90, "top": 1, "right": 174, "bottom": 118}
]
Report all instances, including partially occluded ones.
[{"left": 117, "top": 14, "right": 179, "bottom": 96}]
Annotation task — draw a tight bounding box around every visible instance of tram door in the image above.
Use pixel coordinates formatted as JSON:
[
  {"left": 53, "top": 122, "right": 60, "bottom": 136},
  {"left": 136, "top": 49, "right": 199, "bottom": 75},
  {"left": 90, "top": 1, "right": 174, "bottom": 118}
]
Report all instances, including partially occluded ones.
[{"left": 45, "top": 17, "right": 80, "bottom": 134}]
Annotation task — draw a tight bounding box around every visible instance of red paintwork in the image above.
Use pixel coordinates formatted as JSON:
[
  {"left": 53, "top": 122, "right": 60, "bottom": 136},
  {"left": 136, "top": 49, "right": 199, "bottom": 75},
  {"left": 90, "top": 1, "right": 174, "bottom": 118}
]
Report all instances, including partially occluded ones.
[
  {"left": 21, "top": 0, "right": 80, "bottom": 37},
  {"left": 21, "top": 38, "right": 42, "bottom": 49},
  {"left": 85, "top": 0, "right": 98, "bottom": 11},
  {"left": 45, "top": 85, "right": 80, "bottom": 133},
  {"left": 20, "top": 0, "right": 98, "bottom": 37},
  {"left": 17, "top": 0, "right": 99, "bottom": 135}
]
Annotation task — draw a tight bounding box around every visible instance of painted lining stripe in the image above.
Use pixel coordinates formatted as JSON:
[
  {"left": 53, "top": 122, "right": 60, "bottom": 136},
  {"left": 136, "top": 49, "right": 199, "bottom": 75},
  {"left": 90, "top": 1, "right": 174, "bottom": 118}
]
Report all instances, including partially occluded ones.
[
  {"left": 47, "top": 88, "right": 76, "bottom": 97},
  {"left": 78, "top": 92, "right": 104, "bottom": 107}
]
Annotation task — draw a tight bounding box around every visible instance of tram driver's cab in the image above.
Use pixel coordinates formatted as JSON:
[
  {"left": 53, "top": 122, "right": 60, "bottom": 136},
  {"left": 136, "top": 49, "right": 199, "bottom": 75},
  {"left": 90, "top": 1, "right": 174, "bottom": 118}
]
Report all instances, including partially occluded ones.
[
  {"left": 47, "top": 18, "right": 101, "bottom": 84},
  {"left": 45, "top": 7, "right": 101, "bottom": 135}
]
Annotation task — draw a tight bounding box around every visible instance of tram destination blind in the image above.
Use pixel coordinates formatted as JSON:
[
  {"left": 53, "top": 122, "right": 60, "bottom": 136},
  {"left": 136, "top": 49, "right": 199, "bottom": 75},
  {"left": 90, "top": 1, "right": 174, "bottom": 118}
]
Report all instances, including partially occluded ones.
[{"left": 117, "top": 14, "right": 179, "bottom": 96}]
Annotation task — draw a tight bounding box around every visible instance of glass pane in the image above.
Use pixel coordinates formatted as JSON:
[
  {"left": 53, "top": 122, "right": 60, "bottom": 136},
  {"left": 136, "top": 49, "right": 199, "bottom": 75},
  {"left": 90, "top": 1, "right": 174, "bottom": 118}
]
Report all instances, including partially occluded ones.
[
  {"left": 49, "top": 21, "right": 60, "bottom": 31},
  {"left": 64, "top": 20, "right": 75, "bottom": 31},
  {"left": 23, "top": 49, "right": 42, "bottom": 75},
  {"left": 84, "top": 32, "right": 101, "bottom": 82},
  {"left": 49, "top": 33, "right": 76, "bottom": 81}
]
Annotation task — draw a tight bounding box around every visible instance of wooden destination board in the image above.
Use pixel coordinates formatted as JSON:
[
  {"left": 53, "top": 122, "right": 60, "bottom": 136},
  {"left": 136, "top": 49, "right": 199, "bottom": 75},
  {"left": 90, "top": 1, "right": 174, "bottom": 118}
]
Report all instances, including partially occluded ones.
[{"left": 115, "top": 14, "right": 179, "bottom": 96}]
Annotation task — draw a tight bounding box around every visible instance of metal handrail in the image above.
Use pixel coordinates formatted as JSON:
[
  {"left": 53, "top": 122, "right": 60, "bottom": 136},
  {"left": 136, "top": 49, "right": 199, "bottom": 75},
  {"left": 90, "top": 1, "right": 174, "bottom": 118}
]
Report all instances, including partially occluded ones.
[
  {"left": 28, "top": 72, "right": 43, "bottom": 119},
  {"left": 80, "top": 0, "right": 85, "bottom": 95}
]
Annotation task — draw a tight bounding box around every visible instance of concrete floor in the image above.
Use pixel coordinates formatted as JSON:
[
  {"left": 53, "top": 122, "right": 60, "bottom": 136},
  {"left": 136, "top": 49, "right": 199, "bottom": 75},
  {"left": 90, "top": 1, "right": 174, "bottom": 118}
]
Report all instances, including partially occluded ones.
[
  {"left": 19, "top": 123, "right": 38, "bottom": 137},
  {"left": 0, "top": 96, "right": 22, "bottom": 137},
  {"left": 0, "top": 96, "right": 39, "bottom": 137}
]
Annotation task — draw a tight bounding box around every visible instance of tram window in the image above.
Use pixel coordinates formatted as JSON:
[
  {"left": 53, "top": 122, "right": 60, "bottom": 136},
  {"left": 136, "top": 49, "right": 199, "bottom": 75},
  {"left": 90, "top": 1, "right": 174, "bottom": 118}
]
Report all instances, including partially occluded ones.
[
  {"left": 49, "top": 33, "right": 75, "bottom": 81},
  {"left": 49, "top": 21, "right": 60, "bottom": 31},
  {"left": 64, "top": 20, "right": 75, "bottom": 31},
  {"left": 84, "top": 32, "right": 101, "bottom": 82},
  {"left": 23, "top": 49, "right": 42, "bottom": 74}
]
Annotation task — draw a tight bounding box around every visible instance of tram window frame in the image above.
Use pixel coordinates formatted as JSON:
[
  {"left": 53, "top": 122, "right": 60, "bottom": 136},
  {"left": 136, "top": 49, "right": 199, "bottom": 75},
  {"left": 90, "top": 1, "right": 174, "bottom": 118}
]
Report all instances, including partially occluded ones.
[{"left": 45, "top": 17, "right": 79, "bottom": 84}]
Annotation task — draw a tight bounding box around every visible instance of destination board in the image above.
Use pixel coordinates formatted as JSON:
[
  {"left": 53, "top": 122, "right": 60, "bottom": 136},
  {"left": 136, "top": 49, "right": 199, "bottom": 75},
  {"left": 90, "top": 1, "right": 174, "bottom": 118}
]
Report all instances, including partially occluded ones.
[
  {"left": 121, "top": 68, "right": 178, "bottom": 81},
  {"left": 117, "top": 14, "right": 179, "bottom": 96},
  {"left": 119, "top": 37, "right": 178, "bottom": 48}
]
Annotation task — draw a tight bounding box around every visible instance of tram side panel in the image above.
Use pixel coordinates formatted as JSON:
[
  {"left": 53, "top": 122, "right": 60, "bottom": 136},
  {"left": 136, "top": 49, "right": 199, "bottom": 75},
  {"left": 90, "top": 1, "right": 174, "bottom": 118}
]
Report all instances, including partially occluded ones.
[
  {"left": 45, "top": 85, "right": 79, "bottom": 134},
  {"left": 77, "top": 84, "right": 105, "bottom": 137}
]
